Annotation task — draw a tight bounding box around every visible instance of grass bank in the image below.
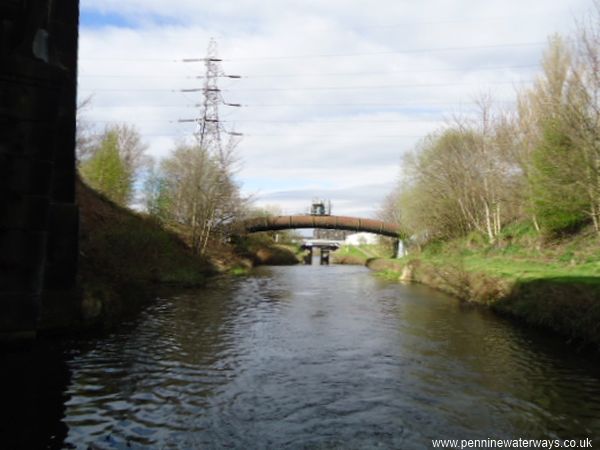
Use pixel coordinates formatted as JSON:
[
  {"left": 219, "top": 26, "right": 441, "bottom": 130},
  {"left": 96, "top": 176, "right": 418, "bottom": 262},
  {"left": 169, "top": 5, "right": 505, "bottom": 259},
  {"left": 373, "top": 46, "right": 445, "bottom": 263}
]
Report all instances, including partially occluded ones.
[
  {"left": 63, "top": 181, "right": 303, "bottom": 331},
  {"left": 73, "top": 180, "right": 224, "bottom": 328},
  {"left": 332, "top": 244, "right": 387, "bottom": 265},
  {"left": 337, "top": 225, "right": 600, "bottom": 348},
  {"left": 232, "top": 233, "right": 301, "bottom": 267}
]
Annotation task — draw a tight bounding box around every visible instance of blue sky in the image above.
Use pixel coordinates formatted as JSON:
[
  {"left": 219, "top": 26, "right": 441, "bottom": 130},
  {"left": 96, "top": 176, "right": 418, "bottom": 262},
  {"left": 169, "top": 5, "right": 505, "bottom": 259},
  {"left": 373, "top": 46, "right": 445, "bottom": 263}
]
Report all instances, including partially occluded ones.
[
  {"left": 80, "top": 9, "right": 193, "bottom": 28},
  {"left": 78, "top": 0, "right": 592, "bottom": 217},
  {"left": 80, "top": 10, "right": 133, "bottom": 28}
]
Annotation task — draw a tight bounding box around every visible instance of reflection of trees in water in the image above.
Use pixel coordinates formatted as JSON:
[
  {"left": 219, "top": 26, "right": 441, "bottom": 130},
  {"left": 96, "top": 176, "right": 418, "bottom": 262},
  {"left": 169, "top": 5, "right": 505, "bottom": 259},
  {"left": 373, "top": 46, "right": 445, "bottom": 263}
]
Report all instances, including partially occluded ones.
[
  {"left": 0, "top": 341, "right": 70, "bottom": 449},
  {"left": 63, "top": 271, "right": 293, "bottom": 447},
  {"left": 37, "top": 269, "right": 600, "bottom": 447},
  {"left": 165, "top": 272, "right": 293, "bottom": 368},
  {"left": 390, "top": 284, "right": 600, "bottom": 439}
]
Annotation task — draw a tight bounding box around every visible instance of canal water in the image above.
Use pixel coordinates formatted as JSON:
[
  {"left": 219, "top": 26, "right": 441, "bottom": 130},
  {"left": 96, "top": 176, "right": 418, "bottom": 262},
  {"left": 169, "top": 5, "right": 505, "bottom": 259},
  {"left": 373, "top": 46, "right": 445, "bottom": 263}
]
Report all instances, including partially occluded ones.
[{"left": 2, "top": 264, "right": 600, "bottom": 449}]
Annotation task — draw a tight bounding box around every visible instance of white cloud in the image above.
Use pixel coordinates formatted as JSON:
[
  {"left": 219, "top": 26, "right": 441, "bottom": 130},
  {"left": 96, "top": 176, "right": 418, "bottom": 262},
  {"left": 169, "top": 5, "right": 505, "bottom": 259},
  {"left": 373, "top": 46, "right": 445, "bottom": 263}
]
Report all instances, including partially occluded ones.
[{"left": 78, "top": 0, "right": 592, "bottom": 217}]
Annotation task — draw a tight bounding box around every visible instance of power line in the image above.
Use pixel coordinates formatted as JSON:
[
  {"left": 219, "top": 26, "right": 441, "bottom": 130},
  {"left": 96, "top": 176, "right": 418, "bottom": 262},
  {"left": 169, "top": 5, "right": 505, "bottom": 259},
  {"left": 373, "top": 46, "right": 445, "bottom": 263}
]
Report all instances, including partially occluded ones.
[
  {"left": 78, "top": 78, "right": 532, "bottom": 93},
  {"left": 79, "top": 74, "right": 196, "bottom": 79},
  {"left": 226, "top": 80, "right": 532, "bottom": 92},
  {"left": 78, "top": 57, "right": 219, "bottom": 63},
  {"left": 231, "top": 64, "right": 539, "bottom": 78},
  {"left": 237, "top": 101, "right": 517, "bottom": 107},
  {"left": 78, "top": 40, "right": 547, "bottom": 62},
  {"left": 89, "top": 118, "right": 452, "bottom": 124},
  {"left": 224, "top": 133, "right": 426, "bottom": 138},
  {"left": 88, "top": 104, "right": 196, "bottom": 108},
  {"left": 200, "top": 116, "right": 460, "bottom": 124},
  {"left": 221, "top": 41, "right": 547, "bottom": 61},
  {"left": 85, "top": 100, "right": 517, "bottom": 109},
  {"left": 77, "top": 63, "right": 539, "bottom": 79},
  {"left": 134, "top": 132, "right": 426, "bottom": 138}
]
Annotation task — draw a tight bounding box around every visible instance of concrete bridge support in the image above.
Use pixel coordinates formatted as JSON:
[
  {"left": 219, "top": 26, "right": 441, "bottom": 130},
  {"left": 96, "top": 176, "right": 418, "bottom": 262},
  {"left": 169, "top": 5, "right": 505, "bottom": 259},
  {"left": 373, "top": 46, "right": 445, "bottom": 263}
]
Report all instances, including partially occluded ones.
[
  {"left": 320, "top": 250, "right": 330, "bottom": 265},
  {"left": 0, "top": 1, "right": 80, "bottom": 341},
  {"left": 396, "top": 239, "right": 407, "bottom": 258},
  {"left": 303, "top": 248, "right": 313, "bottom": 265}
]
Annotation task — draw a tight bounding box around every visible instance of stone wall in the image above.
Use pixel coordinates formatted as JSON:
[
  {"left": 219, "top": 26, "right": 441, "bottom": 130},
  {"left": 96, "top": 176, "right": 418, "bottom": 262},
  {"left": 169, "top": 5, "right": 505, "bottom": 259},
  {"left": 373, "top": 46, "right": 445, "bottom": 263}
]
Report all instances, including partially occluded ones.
[{"left": 0, "top": 1, "right": 80, "bottom": 341}]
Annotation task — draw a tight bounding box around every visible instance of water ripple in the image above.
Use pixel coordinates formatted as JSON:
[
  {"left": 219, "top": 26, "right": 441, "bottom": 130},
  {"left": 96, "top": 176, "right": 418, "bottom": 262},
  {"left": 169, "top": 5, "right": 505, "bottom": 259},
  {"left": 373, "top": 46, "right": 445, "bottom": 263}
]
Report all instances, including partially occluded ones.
[{"left": 62, "top": 265, "right": 600, "bottom": 449}]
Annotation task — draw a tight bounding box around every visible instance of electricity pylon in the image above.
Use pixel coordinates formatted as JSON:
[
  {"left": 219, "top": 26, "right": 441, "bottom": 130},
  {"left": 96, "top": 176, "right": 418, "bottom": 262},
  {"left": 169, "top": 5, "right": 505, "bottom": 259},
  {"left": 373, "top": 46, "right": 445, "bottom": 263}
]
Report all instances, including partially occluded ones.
[{"left": 180, "top": 38, "right": 242, "bottom": 164}]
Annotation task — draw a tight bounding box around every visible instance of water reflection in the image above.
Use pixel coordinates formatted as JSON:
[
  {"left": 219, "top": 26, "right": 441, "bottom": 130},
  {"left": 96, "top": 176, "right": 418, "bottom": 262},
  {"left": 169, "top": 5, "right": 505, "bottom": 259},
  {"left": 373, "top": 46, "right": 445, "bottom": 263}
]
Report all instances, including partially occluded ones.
[
  {"left": 378, "top": 282, "right": 600, "bottom": 440},
  {"left": 49, "top": 265, "right": 600, "bottom": 448}
]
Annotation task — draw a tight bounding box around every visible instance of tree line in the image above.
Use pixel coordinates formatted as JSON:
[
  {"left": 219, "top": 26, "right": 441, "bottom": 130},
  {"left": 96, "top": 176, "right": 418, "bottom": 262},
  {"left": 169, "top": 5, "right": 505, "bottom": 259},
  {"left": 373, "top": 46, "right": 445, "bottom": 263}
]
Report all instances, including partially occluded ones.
[
  {"left": 381, "top": 6, "right": 600, "bottom": 244},
  {"left": 76, "top": 111, "right": 246, "bottom": 255}
]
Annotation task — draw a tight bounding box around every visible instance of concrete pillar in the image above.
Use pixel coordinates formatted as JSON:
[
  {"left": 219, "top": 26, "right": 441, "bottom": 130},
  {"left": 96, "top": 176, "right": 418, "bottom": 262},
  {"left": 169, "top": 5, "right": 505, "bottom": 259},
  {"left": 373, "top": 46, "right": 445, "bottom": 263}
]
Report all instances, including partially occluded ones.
[
  {"left": 303, "top": 248, "right": 313, "bottom": 265},
  {"left": 320, "top": 249, "right": 330, "bottom": 265},
  {"left": 395, "top": 239, "right": 406, "bottom": 258}
]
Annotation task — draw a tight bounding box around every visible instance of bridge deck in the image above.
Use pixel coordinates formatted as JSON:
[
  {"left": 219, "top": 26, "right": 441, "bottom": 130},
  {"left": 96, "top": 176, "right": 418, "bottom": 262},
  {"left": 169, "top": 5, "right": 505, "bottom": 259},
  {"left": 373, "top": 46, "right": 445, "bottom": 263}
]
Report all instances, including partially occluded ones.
[{"left": 243, "top": 215, "right": 401, "bottom": 238}]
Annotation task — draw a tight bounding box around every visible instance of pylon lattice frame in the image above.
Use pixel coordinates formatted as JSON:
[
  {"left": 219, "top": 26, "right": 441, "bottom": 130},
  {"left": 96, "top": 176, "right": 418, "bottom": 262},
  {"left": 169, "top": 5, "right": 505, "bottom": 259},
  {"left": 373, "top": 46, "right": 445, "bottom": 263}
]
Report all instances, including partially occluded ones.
[{"left": 195, "top": 39, "right": 225, "bottom": 155}]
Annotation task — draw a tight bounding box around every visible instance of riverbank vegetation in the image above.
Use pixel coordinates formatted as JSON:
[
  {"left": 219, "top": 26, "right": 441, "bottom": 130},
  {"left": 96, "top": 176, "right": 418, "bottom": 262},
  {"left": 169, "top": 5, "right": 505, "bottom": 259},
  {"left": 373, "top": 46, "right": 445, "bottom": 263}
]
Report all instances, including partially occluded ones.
[
  {"left": 143, "top": 140, "right": 246, "bottom": 255},
  {"left": 383, "top": 226, "right": 600, "bottom": 347},
  {"left": 332, "top": 244, "right": 389, "bottom": 265},
  {"left": 376, "top": 9, "right": 600, "bottom": 347},
  {"left": 73, "top": 100, "right": 295, "bottom": 325},
  {"left": 76, "top": 178, "right": 217, "bottom": 324},
  {"left": 232, "top": 233, "right": 301, "bottom": 267},
  {"left": 335, "top": 226, "right": 600, "bottom": 346},
  {"left": 77, "top": 115, "right": 247, "bottom": 256},
  {"left": 383, "top": 29, "right": 600, "bottom": 242},
  {"left": 76, "top": 177, "right": 302, "bottom": 325},
  {"left": 76, "top": 90, "right": 283, "bottom": 266}
]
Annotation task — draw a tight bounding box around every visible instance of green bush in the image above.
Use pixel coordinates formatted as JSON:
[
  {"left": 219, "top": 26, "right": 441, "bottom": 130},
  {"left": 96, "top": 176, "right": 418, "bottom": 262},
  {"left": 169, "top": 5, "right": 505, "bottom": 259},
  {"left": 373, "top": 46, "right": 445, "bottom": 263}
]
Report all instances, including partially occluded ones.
[{"left": 529, "top": 119, "right": 588, "bottom": 236}]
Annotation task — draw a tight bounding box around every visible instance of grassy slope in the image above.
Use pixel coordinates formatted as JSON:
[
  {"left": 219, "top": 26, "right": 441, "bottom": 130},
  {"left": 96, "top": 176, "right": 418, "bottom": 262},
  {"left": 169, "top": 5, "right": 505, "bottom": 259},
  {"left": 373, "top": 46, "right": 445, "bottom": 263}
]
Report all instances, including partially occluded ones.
[
  {"left": 78, "top": 181, "right": 298, "bottom": 321},
  {"left": 231, "top": 233, "right": 301, "bottom": 267},
  {"left": 77, "top": 180, "right": 236, "bottom": 325},
  {"left": 421, "top": 222, "right": 600, "bottom": 283},
  {"left": 433, "top": 225, "right": 600, "bottom": 347},
  {"left": 335, "top": 224, "right": 600, "bottom": 348},
  {"left": 332, "top": 244, "right": 388, "bottom": 265},
  {"left": 78, "top": 180, "right": 216, "bottom": 286}
]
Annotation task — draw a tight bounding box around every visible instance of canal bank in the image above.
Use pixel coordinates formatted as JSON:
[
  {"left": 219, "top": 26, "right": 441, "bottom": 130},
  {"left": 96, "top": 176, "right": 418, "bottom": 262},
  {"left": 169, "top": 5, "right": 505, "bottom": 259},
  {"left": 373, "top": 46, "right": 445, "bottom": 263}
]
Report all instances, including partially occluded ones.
[
  {"left": 7, "top": 263, "right": 599, "bottom": 448},
  {"left": 40, "top": 181, "right": 299, "bottom": 335},
  {"left": 333, "top": 239, "right": 600, "bottom": 350}
]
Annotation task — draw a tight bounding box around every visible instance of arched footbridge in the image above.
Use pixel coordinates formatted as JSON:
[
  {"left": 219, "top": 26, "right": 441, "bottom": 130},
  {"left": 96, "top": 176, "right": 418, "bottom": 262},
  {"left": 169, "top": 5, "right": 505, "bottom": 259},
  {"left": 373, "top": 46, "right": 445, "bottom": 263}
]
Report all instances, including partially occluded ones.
[{"left": 242, "top": 215, "right": 402, "bottom": 238}]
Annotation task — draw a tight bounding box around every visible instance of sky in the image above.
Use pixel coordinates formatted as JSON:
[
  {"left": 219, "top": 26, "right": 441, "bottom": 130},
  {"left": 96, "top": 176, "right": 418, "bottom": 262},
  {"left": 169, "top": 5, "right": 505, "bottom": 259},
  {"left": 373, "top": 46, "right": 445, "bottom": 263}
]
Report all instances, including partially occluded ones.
[{"left": 78, "top": 0, "right": 592, "bottom": 218}]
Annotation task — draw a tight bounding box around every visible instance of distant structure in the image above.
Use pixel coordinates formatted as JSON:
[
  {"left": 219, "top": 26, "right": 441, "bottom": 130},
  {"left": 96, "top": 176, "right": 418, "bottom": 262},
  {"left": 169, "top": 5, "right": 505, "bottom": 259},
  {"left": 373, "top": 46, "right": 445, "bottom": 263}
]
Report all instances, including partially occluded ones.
[
  {"left": 345, "top": 232, "right": 379, "bottom": 246},
  {"left": 309, "top": 199, "right": 349, "bottom": 240},
  {"left": 313, "top": 229, "right": 351, "bottom": 240},
  {"left": 309, "top": 198, "right": 331, "bottom": 216},
  {"left": 179, "top": 38, "right": 242, "bottom": 155}
]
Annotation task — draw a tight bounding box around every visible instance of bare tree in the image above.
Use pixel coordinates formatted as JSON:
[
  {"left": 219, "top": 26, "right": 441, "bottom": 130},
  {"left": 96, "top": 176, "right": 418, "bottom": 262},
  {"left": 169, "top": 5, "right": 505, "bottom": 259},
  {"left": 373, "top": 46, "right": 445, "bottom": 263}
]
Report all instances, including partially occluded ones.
[
  {"left": 153, "top": 139, "right": 246, "bottom": 255},
  {"left": 391, "top": 96, "right": 523, "bottom": 244},
  {"left": 384, "top": 15, "right": 600, "bottom": 243},
  {"left": 76, "top": 95, "right": 96, "bottom": 162}
]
